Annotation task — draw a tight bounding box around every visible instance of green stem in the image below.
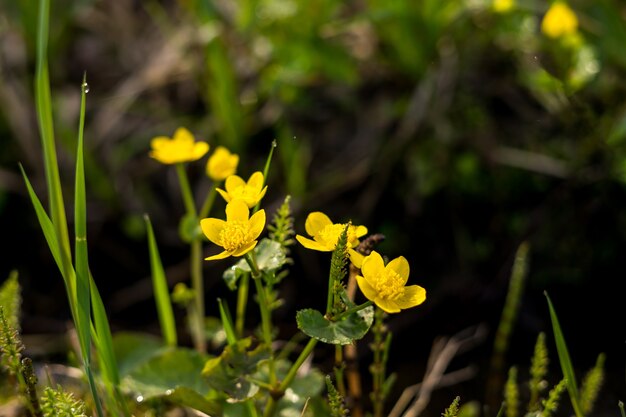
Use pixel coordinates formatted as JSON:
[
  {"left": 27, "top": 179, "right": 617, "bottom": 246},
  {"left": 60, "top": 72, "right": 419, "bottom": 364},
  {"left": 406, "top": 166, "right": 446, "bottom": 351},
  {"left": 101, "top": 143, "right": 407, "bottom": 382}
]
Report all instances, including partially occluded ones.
[
  {"left": 199, "top": 183, "right": 219, "bottom": 219},
  {"left": 263, "top": 338, "right": 319, "bottom": 417},
  {"left": 190, "top": 239, "right": 206, "bottom": 353},
  {"left": 333, "top": 301, "right": 374, "bottom": 321},
  {"left": 235, "top": 272, "right": 250, "bottom": 338},
  {"left": 279, "top": 338, "right": 318, "bottom": 391},
  {"left": 175, "top": 163, "right": 206, "bottom": 352},
  {"left": 334, "top": 345, "right": 346, "bottom": 396},
  {"left": 175, "top": 163, "right": 198, "bottom": 217}
]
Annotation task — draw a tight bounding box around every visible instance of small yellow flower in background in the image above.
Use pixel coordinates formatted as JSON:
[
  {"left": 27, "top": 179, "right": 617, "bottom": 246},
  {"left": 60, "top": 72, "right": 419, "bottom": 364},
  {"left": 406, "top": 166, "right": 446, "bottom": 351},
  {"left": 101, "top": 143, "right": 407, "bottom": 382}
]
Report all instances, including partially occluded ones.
[
  {"left": 492, "top": 0, "right": 515, "bottom": 13},
  {"left": 356, "top": 251, "right": 426, "bottom": 314},
  {"left": 207, "top": 146, "right": 239, "bottom": 181},
  {"left": 296, "top": 212, "right": 368, "bottom": 252},
  {"left": 216, "top": 171, "right": 268, "bottom": 208},
  {"left": 541, "top": 1, "right": 578, "bottom": 39},
  {"left": 149, "top": 127, "right": 209, "bottom": 164},
  {"left": 200, "top": 199, "right": 266, "bottom": 261}
]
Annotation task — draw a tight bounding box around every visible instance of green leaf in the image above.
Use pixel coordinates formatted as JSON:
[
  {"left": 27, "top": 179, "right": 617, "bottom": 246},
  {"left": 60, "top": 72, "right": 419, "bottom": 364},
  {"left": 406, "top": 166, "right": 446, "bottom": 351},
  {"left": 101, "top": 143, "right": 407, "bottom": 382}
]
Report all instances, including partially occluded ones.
[
  {"left": 545, "top": 292, "right": 584, "bottom": 417},
  {"left": 145, "top": 215, "right": 178, "bottom": 347},
  {"left": 122, "top": 347, "right": 221, "bottom": 415},
  {"left": 296, "top": 307, "right": 374, "bottom": 345},
  {"left": 112, "top": 331, "right": 168, "bottom": 378},
  {"left": 223, "top": 239, "right": 287, "bottom": 289},
  {"left": 201, "top": 337, "right": 269, "bottom": 401}
]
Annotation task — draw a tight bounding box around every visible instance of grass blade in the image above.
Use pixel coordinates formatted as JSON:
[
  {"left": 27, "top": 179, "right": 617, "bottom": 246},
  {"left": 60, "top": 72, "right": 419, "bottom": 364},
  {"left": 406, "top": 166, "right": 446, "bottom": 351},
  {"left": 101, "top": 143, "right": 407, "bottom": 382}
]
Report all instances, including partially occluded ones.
[
  {"left": 35, "top": 0, "right": 71, "bottom": 265},
  {"left": 145, "top": 215, "right": 178, "bottom": 347},
  {"left": 74, "top": 72, "right": 93, "bottom": 375},
  {"left": 19, "top": 165, "right": 64, "bottom": 275},
  {"left": 545, "top": 291, "right": 584, "bottom": 417}
]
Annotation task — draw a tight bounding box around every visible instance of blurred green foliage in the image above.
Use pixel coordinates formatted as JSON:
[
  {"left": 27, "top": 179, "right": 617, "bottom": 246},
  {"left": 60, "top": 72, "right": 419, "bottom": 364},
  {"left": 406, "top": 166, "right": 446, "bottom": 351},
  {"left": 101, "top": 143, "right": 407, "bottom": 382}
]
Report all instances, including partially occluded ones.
[{"left": 1, "top": 0, "right": 626, "bottom": 413}]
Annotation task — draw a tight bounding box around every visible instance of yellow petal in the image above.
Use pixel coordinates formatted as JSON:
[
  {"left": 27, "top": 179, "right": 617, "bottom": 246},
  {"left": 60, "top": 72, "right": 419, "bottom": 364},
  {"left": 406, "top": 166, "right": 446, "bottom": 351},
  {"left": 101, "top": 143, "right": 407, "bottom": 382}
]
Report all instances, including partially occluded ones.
[
  {"left": 247, "top": 171, "right": 265, "bottom": 190},
  {"left": 226, "top": 199, "right": 249, "bottom": 221},
  {"left": 225, "top": 175, "right": 245, "bottom": 193},
  {"left": 361, "top": 251, "right": 384, "bottom": 287},
  {"left": 375, "top": 297, "right": 401, "bottom": 314},
  {"left": 349, "top": 249, "right": 364, "bottom": 269},
  {"left": 355, "top": 225, "right": 368, "bottom": 238},
  {"left": 305, "top": 212, "right": 332, "bottom": 236},
  {"left": 257, "top": 185, "right": 268, "bottom": 202},
  {"left": 356, "top": 275, "right": 378, "bottom": 302},
  {"left": 192, "top": 142, "right": 210, "bottom": 160},
  {"left": 249, "top": 210, "right": 266, "bottom": 239},
  {"left": 231, "top": 241, "right": 257, "bottom": 257},
  {"left": 216, "top": 188, "right": 231, "bottom": 203},
  {"left": 396, "top": 285, "right": 426, "bottom": 310},
  {"left": 387, "top": 256, "right": 410, "bottom": 285},
  {"left": 205, "top": 250, "right": 231, "bottom": 261},
  {"left": 150, "top": 137, "right": 170, "bottom": 150},
  {"left": 296, "top": 235, "right": 332, "bottom": 251},
  {"left": 173, "top": 127, "right": 194, "bottom": 144},
  {"left": 200, "top": 218, "right": 226, "bottom": 245}
]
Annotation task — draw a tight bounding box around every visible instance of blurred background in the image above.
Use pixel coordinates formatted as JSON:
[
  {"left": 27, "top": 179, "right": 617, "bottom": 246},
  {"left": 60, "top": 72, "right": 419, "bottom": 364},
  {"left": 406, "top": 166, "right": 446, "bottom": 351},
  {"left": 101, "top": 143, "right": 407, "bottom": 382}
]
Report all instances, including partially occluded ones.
[{"left": 1, "top": 0, "right": 625, "bottom": 415}]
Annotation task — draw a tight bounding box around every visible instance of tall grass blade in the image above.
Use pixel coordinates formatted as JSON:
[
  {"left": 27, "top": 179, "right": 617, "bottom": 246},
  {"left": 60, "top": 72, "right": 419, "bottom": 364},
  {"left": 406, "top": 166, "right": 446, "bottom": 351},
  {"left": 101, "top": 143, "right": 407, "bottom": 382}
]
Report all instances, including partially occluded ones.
[
  {"left": 35, "top": 0, "right": 71, "bottom": 266},
  {"left": 19, "top": 165, "right": 64, "bottom": 277},
  {"left": 545, "top": 292, "right": 584, "bottom": 417},
  {"left": 73, "top": 72, "right": 93, "bottom": 381},
  {"left": 145, "top": 215, "right": 178, "bottom": 347}
]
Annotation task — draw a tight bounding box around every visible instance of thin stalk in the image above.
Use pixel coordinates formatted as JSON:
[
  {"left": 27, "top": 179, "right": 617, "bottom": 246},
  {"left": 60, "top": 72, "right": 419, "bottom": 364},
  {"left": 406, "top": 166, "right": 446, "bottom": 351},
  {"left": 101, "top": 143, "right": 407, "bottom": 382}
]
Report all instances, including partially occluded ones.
[
  {"left": 175, "top": 163, "right": 206, "bottom": 353},
  {"left": 246, "top": 253, "right": 276, "bottom": 386},
  {"left": 263, "top": 338, "right": 319, "bottom": 417},
  {"left": 175, "top": 163, "right": 198, "bottom": 217},
  {"left": 190, "top": 239, "right": 206, "bottom": 352},
  {"left": 333, "top": 301, "right": 374, "bottom": 321},
  {"left": 334, "top": 345, "right": 346, "bottom": 396},
  {"left": 199, "top": 183, "right": 219, "bottom": 219},
  {"left": 235, "top": 272, "right": 250, "bottom": 338}
]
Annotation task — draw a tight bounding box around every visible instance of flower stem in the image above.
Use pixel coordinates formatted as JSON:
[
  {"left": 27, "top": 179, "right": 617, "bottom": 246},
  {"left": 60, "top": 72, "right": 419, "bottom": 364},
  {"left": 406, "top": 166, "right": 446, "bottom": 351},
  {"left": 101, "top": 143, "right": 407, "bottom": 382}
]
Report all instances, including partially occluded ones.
[
  {"left": 263, "top": 337, "right": 319, "bottom": 417},
  {"left": 235, "top": 272, "right": 250, "bottom": 338},
  {"left": 199, "top": 183, "right": 219, "bottom": 219},
  {"left": 333, "top": 301, "right": 374, "bottom": 321},
  {"left": 175, "top": 163, "right": 206, "bottom": 352},
  {"left": 175, "top": 163, "right": 198, "bottom": 218},
  {"left": 190, "top": 239, "right": 206, "bottom": 353}
]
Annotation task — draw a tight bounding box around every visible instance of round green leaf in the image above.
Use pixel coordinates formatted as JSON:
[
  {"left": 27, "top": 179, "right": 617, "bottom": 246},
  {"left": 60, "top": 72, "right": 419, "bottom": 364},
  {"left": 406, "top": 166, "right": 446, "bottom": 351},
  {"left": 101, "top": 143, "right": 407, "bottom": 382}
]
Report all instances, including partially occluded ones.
[{"left": 296, "top": 307, "right": 374, "bottom": 345}]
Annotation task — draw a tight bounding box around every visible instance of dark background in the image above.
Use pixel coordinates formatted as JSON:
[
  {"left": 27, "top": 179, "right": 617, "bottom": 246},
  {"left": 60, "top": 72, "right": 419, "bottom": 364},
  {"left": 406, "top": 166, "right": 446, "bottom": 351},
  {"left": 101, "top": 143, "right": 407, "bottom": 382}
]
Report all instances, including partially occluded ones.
[{"left": 1, "top": 0, "right": 626, "bottom": 415}]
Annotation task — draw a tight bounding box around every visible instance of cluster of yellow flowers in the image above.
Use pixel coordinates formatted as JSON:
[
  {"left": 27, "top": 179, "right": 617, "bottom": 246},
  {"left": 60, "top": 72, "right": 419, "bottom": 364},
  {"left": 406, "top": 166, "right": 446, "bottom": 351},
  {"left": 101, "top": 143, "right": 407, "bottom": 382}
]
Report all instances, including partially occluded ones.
[
  {"left": 491, "top": 0, "right": 579, "bottom": 40},
  {"left": 150, "top": 127, "right": 426, "bottom": 314}
]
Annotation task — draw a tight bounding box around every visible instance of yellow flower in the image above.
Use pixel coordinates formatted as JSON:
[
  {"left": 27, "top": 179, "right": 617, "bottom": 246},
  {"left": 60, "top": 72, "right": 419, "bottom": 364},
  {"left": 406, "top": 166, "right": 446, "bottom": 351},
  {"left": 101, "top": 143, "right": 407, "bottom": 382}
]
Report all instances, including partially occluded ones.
[
  {"left": 296, "top": 212, "right": 368, "bottom": 252},
  {"left": 356, "top": 251, "right": 426, "bottom": 314},
  {"left": 200, "top": 199, "right": 266, "bottom": 261},
  {"left": 216, "top": 171, "right": 268, "bottom": 208},
  {"left": 149, "top": 127, "right": 209, "bottom": 164},
  {"left": 207, "top": 146, "right": 239, "bottom": 181},
  {"left": 541, "top": 2, "right": 578, "bottom": 39},
  {"left": 492, "top": 0, "right": 515, "bottom": 13}
]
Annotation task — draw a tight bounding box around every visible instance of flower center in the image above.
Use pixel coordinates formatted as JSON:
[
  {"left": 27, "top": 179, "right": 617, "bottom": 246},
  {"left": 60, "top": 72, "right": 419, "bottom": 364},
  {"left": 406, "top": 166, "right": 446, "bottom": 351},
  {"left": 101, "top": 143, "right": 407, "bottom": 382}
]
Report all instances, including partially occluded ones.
[
  {"left": 374, "top": 269, "right": 404, "bottom": 300},
  {"left": 220, "top": 221, "right": 249, "bottom": 252},
  {"left": 318, "top": 224, "right": 359, "bottom": 248}
]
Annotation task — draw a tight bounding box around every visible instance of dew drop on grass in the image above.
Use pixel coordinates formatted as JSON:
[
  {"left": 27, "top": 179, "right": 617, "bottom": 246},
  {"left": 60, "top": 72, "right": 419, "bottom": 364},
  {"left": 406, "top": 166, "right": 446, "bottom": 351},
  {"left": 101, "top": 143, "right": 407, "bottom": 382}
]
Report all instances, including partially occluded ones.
[
  {"left": 82, "top": 82, "right": 90, "bottom": 93},
  {"left": 136, "top": 395, "right": 144, "bottom": 403}
]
